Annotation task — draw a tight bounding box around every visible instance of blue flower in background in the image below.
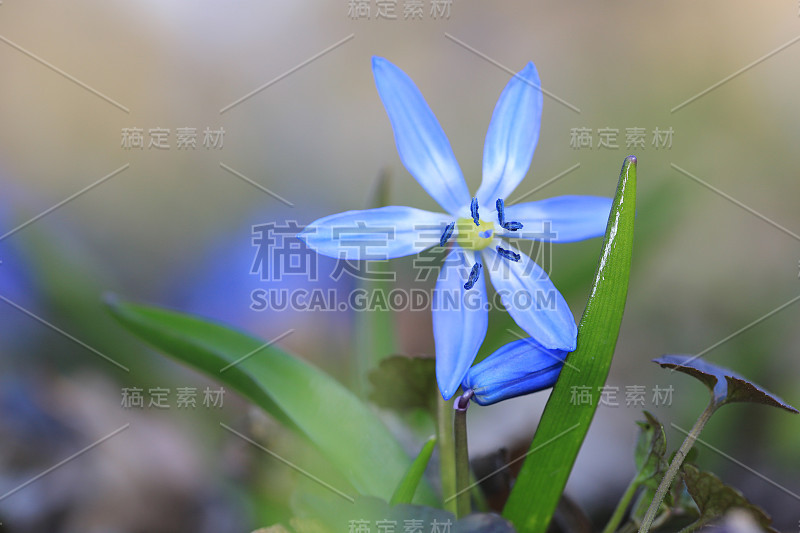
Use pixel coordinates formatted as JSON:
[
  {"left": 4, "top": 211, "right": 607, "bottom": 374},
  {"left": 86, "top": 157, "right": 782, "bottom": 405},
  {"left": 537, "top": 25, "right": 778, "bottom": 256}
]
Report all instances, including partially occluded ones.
[
  {"left": 0, "top": 185, "right": 43, "bottom": 353},
  {"left": 300, "top": 57, "right": 611, "bottom": 399},
  {"left": 462, "top": 337, "right": 566, "bottom": 406},
  {"left": 166, "top": 207, "right": 353, "bottom": 357}
]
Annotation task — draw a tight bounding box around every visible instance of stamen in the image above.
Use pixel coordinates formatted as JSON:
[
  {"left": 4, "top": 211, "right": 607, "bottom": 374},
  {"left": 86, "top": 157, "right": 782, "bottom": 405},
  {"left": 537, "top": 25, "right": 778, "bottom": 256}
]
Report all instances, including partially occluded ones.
[
  {"left": 496, "top": 246, "right": 521, "bottom": 262},
  {"left": 439, "top": 222, "right": 455, "bottom": 247},
  {"left": 470, "top": 197, "right": 480, "bottom": 226},
  {"left": 463, "top": 261, "right": 482, "bottom": 290},
  {"left": 496, "top": 198, "right": 505, "bottom": 226},
  {"left": 496, "top": 198, "right": 522, "bottom": 231}
]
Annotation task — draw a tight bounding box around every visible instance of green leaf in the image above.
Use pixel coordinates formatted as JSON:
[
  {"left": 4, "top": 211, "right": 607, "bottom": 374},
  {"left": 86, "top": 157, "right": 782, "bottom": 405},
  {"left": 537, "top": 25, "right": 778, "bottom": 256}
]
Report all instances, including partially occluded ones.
[
  {"left": 106, "top": 297, "right": 436, "bottom": 504},
  {"left": 653, "top": 355, "right": 798, "bottom": 413},
  {"left": 503, "top": 156, "right": 637, "bottom": 532},
  {"left": 368, "top": 355, "right": 437, "bottom": 415},
  {"left": 630, "top": 476, "right": 699, "bottom": 527},
  {"left": 353, "top": 169, "right": 397, "bottom": 395},
  {"left": 634, "top": 411, "right": 667, "bottom": 482},
  {"left": 391, "top": 436, "right": 437, "bottom": 505},
  {"left": 627, "top": 413, "right": 678, "bottom": 528},
  {"left": 630, "top": 483, "right": 659, "bottom": 526},
  {"left": 253, "top": 526, "right": 292, "bottom": 533},
  {"left": 368, "top": 167, "right": 393, "bottom": 209},
  {"left": 681, "top": 464, "right": 777, "bottom": 533}
]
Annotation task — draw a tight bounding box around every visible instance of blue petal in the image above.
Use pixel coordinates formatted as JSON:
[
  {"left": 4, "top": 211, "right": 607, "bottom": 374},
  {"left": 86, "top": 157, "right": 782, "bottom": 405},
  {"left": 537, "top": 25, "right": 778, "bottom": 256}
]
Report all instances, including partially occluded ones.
[
  {"left": 502, "top": 196, "right": 612, "bottom": 242},
  {"left": 433, "top": 248, "right": 488, "bottom": 400},
  {"left": 463, "top": 337, "right": 566, "bottom": 405},
  {"left": 483, "top": 244, "right": 577, "bottom": 351},
  {"left": 476, "top": 62, "right": 543, "bottom": 209},
  {"left": 298, "top": 206, "right": 450, "bottom": 260},
  {"left": 372, "top": 57, "right": 470, "bottom": 216}
]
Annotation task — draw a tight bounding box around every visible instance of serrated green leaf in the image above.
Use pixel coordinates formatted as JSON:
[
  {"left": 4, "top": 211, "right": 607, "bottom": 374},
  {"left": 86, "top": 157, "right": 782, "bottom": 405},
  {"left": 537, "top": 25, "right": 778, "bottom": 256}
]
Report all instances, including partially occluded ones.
[
  {"left": 681, "top": 464, "right": 777, "bottom": 533},
  {"left": 391, "top": 436, "right": 437, "bottom": 505},
  {"left": 502, "top": 156, "right": 637, "bottom": 533},
  {"left": 106, "top": 297, "right": 435, "bottom": 504},
  {"left": 634, "top": 411, "right": 667, "bottom": 482},
  {"left": 670, "top": 446, "right": 699, "bottom": 466},
  {"left": 631, "top": 477, "right": 699, "bottom": 527},
  {"left": 653, "top": 355, "right": 798, "bottom": 412},
  {"left": 630, "top": 483, "right": 658, "bottom": 526}
]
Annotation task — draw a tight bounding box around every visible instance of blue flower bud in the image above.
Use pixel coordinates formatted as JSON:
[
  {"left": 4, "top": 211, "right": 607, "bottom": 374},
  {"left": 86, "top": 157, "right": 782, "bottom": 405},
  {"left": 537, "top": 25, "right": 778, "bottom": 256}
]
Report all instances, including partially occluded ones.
[{"left": 462, "top": 337, "right": 567, "bottom": 405}]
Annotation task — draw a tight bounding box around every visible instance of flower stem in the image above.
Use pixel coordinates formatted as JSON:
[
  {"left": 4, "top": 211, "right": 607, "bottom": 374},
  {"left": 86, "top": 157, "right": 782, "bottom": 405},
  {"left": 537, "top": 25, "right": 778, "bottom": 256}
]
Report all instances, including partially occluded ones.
[
  {"left": 638, "top": 401, "right": 717, "bottom": 533},
  {"left": 453, "top": 391, "right": 473, "bottom": 518},
  {"left": 437, "top": 395, "right": 457, "bottom": 515},
  {"left": 601, "top": 475, "right": 641, "bottom": 533}
]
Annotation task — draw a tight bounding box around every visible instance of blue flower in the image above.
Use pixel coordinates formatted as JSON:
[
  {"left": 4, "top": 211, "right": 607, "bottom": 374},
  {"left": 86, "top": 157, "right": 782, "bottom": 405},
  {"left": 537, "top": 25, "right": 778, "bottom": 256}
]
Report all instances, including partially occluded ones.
[
  {"left": 299, "top": 57, "right": 611, "bottom": 400},
  {"left": 462, "top": 337, "right": 566, "bottom": 406}
]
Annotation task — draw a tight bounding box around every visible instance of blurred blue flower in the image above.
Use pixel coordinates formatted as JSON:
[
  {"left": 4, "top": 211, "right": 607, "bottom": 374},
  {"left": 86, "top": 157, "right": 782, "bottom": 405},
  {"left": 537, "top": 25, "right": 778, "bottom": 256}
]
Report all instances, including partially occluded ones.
[
  {"left": 166, "top": 206, "right": 353, "bottom": 360},
  {"left": 462, "top": 337, "right": 566, "bottom": 406},
  {"left": 0, "top": 210, "right": 35, "bottom": 305},
  {"left": 300, "top": 57, "right": 610, "bottom": 399},
  {"left": 0, "top": 185, "right": 42, "bottom": 354}
]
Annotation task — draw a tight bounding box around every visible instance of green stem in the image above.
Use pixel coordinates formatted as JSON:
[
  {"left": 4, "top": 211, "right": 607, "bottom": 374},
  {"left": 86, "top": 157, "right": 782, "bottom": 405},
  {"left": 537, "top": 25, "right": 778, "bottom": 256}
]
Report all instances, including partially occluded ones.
[
  {"left": 638, "top": 401, "right": 717, "bottom": 533},
  {"left": 469, "top": 470, "right": 490, "bottom": 513},
  {"left": 437, "top": 395, "right": 457, "bottom": 515},
  {"left": 601, "top": 475, "right": 641, "bottom": 533},
  {"left": 453, "top": 395, "right": 471, "bottom": 518}
]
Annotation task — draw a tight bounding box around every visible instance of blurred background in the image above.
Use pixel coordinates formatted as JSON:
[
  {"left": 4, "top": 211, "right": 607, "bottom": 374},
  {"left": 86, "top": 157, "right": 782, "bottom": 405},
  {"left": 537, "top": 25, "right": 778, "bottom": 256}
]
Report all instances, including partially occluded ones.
[{"left": 1, "top": 1, "right": 799, "bottom": 531}]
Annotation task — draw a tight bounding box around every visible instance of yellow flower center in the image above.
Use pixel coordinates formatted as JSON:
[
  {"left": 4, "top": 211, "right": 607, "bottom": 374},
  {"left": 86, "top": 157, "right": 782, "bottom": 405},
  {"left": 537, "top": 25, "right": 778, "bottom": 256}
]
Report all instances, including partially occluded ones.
[{"left": 456, "top": 218, "right": 495, "bottom": 250}]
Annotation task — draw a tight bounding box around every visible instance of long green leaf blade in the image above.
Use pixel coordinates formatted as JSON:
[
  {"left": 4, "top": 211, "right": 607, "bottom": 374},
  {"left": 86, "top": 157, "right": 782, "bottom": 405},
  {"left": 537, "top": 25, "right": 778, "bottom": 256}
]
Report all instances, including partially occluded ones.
[
  {"left": 390, "top": 435, "right": 437, "bottom": 505},
  {"left": 106, "top": 297, "right": 436, "bottom": 504},
  {"left": 503, "top": 156, "right": 637, "bottom": 532}
]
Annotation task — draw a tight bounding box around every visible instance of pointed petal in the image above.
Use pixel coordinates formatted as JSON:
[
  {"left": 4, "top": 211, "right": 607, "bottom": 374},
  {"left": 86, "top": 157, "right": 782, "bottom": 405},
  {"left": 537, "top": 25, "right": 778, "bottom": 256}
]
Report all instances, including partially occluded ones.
[
  {"left": 484, "top": 244, "right": 577, "bottom": 351},
  {"left": 298, "top": 206, "right": 450, "bottom": 260},
  {"left": 463, "top": 337, "right": 566, "bottom": 405},
  {"left": 372, "top": 57, "right": 470, "bottom": 215},
  {"left": 502, "top": 195, "right": 612, "bottom": 242},
  {"left": 433, "top": 248, "right": 488, "bottom": 400},
  {"left": 477, "top": 62, "right": 543, "bottom": 207}
]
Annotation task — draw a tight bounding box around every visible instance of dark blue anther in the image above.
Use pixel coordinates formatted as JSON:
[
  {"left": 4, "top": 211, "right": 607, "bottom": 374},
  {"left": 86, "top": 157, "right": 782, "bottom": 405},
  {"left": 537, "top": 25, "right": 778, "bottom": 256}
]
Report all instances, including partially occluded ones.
[
  {"left": 440, "top": 221, "right": 455, "bottom": 247},
  {"left": 463, "top": 262, "right": 482, "bottom": 290},
  {"left": 470, "top": 197, "right": 480, "bottom": 226},
  {"left": 496, "top": 198, "right": 522, "bottom": 231},
  {"left": 496, "top": 246, "right": 521, "bottom": 262},
  {"left": 496, "top": 198, "right": 506, "bottom": 226}
]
